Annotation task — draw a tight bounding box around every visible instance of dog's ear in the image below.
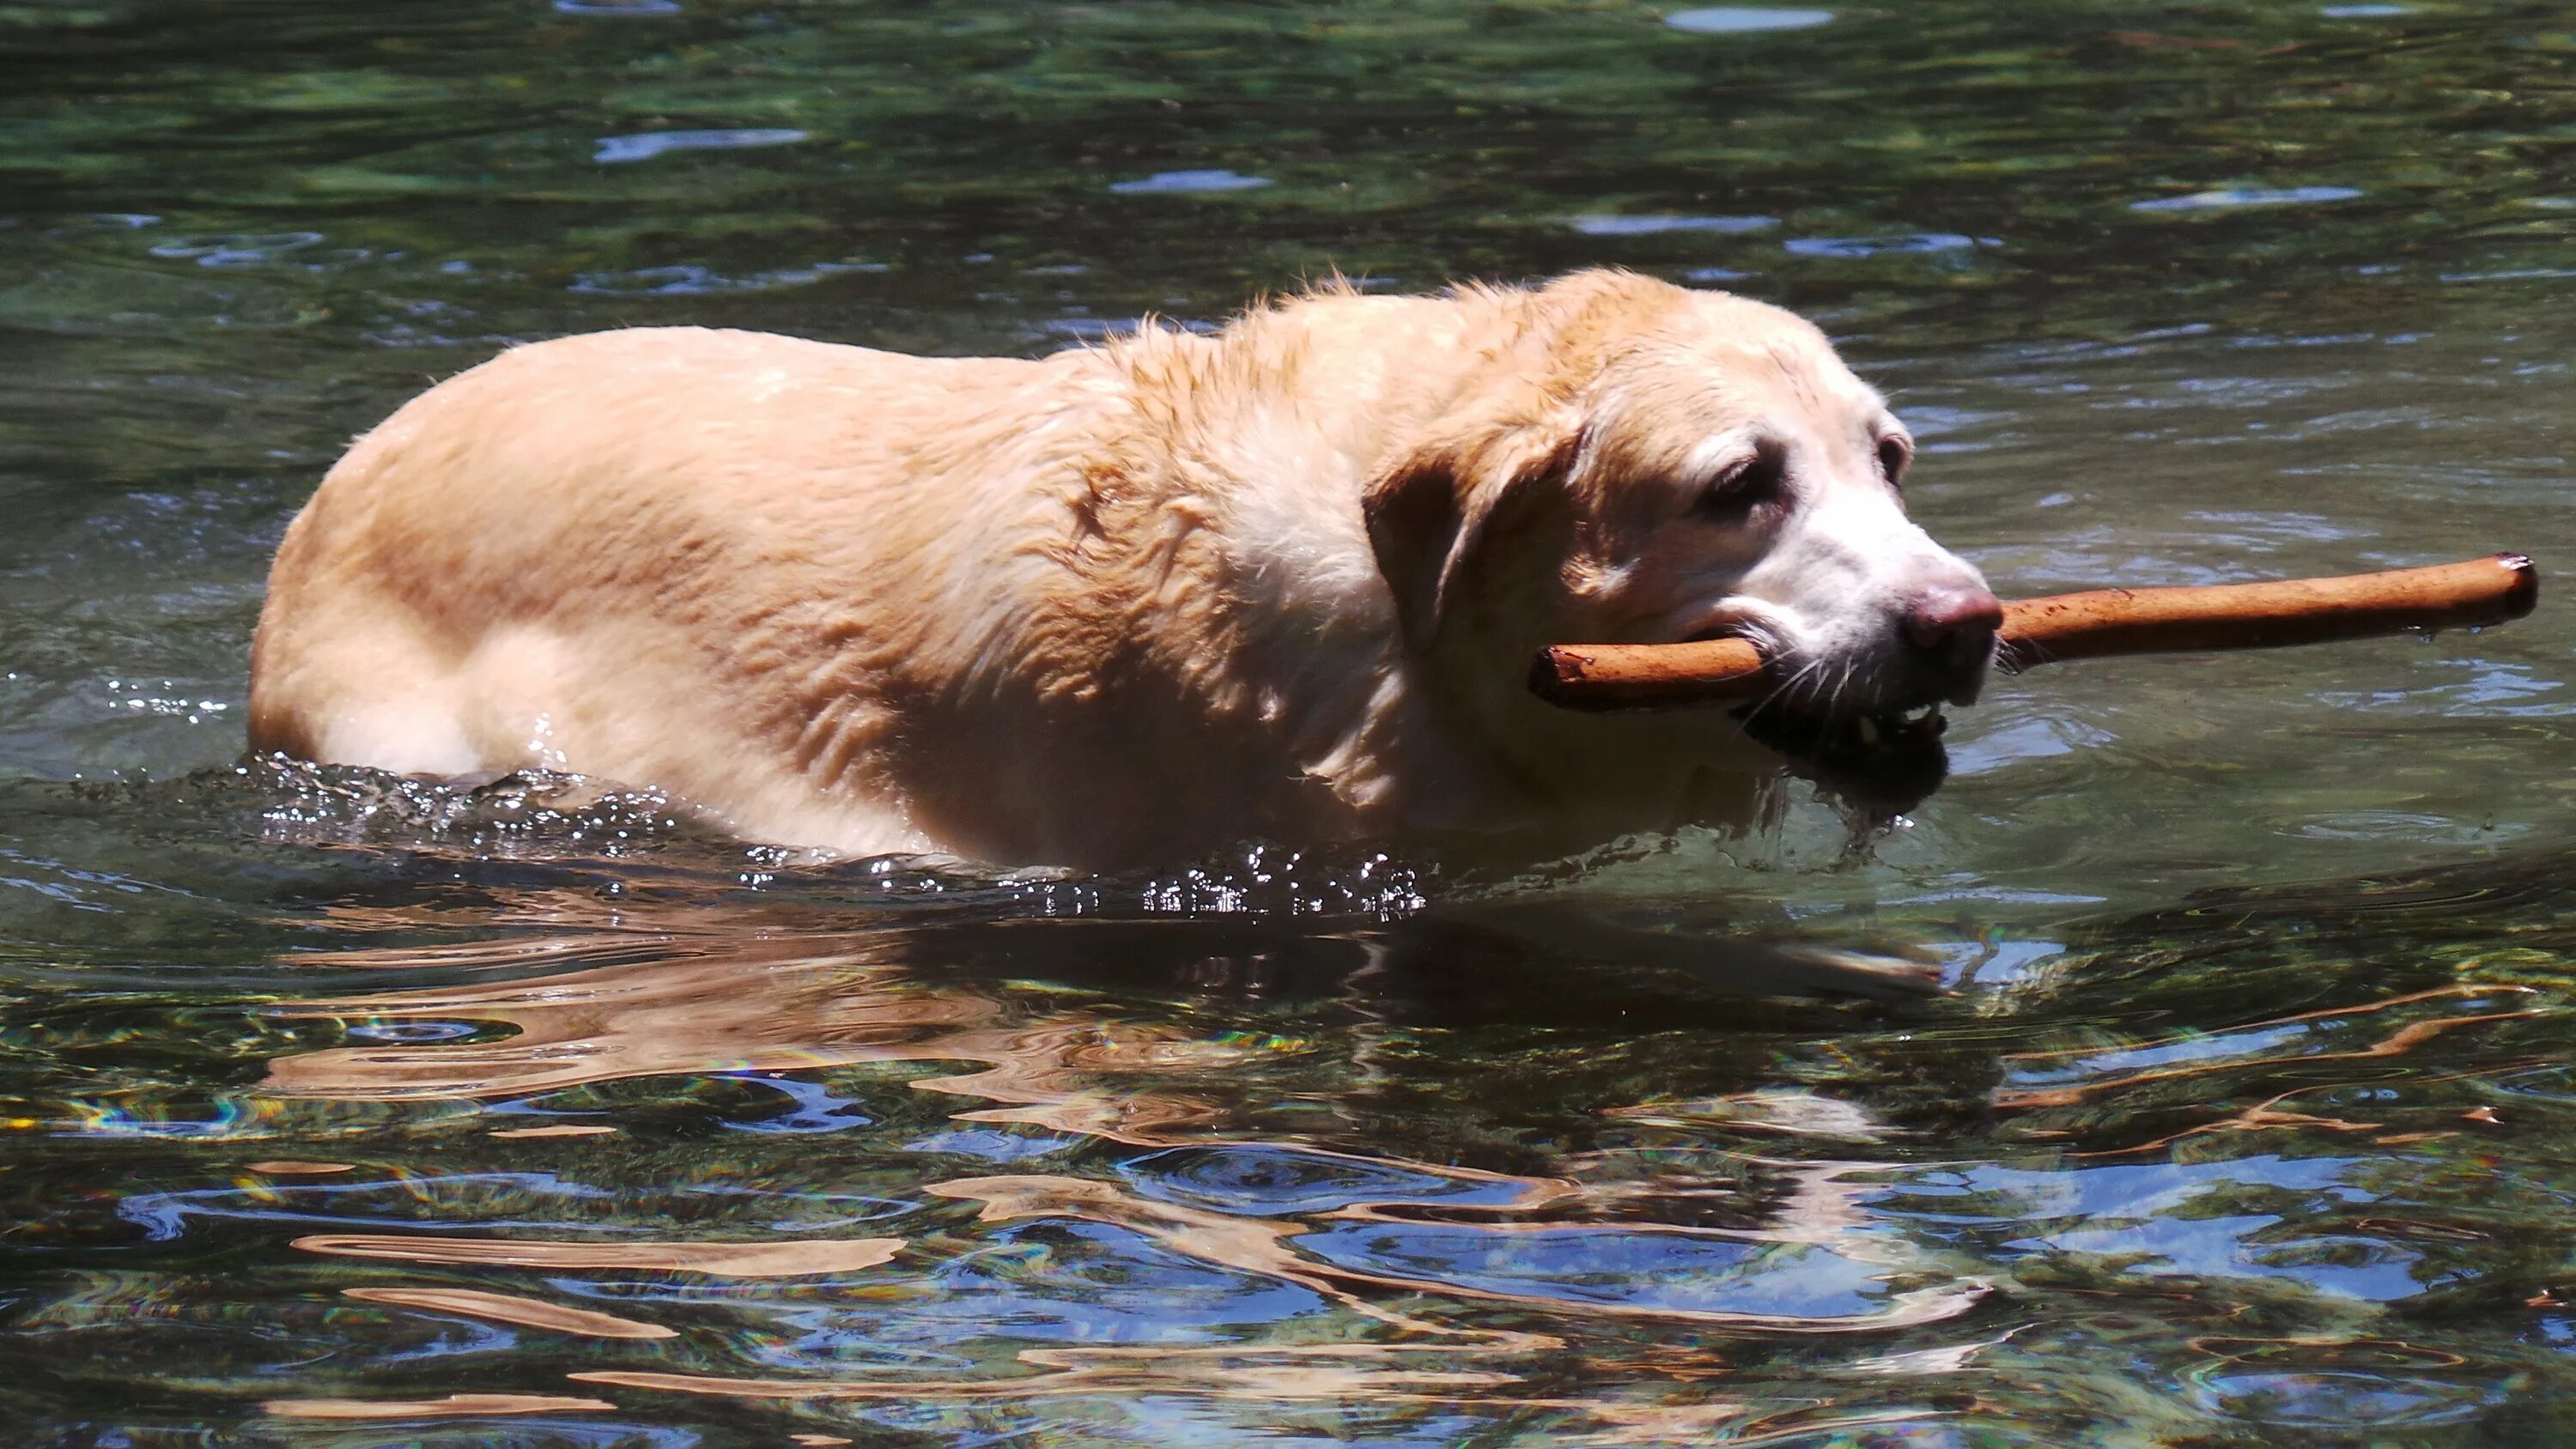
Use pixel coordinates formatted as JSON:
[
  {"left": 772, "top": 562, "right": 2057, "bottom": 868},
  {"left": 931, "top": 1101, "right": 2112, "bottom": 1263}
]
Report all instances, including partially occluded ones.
[{"left": 1363, "top": 414, "right": 1582, "bottom": 652}]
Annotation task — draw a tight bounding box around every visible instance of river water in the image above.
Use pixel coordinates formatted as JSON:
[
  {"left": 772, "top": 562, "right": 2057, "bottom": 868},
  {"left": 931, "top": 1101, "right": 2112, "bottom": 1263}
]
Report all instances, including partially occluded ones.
[{"left": 3, "top": 2, "right": 2573, "bottom": 1444}]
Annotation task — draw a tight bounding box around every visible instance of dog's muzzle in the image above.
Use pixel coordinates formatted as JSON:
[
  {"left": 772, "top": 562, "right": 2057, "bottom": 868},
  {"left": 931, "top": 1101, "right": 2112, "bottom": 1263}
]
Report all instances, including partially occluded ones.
[{"left": 1901, "top": 583, "right": 2003, "bottom": 706}]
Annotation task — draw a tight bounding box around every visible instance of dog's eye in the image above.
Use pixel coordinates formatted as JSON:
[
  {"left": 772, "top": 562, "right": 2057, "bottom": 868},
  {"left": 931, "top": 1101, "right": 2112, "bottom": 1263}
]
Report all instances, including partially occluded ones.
[
  {"left": 1696, "top": 448, "right": 1784, "bottom": 517},
  {"left": 1876, "top": 436, "right": 1911, "bottom": 489}
]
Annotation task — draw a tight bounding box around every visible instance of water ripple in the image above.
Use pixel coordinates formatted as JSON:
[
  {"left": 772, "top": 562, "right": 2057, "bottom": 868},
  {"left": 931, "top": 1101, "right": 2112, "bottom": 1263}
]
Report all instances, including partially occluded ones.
[
  {"left": 2131, "top": 186, "right": 2365, "bottom": 213},
  {"left": 1108, "top": 169, "right": 1273, "bottom": 195},
  {"left": 592, "top": 129, "right": 809, "bottom": 165}
]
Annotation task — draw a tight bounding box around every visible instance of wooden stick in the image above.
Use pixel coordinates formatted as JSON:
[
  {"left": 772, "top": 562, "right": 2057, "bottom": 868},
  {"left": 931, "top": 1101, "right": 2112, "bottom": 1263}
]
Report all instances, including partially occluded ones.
[{"left": 1533, "top": 554, "right": 2539, "bottom": 712}]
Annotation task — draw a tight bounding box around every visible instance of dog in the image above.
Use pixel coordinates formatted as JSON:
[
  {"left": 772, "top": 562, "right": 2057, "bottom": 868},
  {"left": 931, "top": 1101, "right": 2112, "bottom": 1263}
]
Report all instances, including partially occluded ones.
[{"left": 247, "top": 269, "right": 2000, "bottom": 868}]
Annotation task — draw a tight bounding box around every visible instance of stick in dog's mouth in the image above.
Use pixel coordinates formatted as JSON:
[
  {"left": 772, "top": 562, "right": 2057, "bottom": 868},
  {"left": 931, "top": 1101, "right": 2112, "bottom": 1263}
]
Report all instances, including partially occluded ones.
[
  {"left": 1590, "top": 619, "right": 1960, "bottom": 767},
  {"left": 1535, "top": 555, "right": 2541, "bottom": 716},
  {"left": 1660, "top": 622, "right": 1960, "bottom": 805},
  {"left": 1536, "top": 554, "right": 2541, "bottom": 806}
]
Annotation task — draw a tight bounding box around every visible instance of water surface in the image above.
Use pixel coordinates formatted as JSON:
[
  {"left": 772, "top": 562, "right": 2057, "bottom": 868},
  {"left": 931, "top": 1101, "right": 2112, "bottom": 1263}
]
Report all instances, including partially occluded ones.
[{"left": 3, "top": 1, "right": 2573, "bottom": 1443}]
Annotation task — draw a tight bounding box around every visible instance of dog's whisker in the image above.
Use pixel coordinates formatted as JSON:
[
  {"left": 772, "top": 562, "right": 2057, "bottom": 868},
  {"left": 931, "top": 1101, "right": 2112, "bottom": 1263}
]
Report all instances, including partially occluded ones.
[
  {"left": 1996, "top": 639, "right": 2046, "bottom": 676},
  {"left": 1740, "top": 657, "right": 1826, "bottom": 728},
  {"left": 1773, "top": 659, "right": 1828, "bottom": 718},
  {"left": 1735, "top": 660, "right": 1807, "bottom": 724}
]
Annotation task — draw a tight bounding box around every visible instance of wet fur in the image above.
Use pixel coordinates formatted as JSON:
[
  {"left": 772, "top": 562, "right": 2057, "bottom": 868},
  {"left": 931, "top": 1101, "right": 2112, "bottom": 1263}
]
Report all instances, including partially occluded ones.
[{"left": 249, "top": 270, "right": 1986, "bottom": 867}]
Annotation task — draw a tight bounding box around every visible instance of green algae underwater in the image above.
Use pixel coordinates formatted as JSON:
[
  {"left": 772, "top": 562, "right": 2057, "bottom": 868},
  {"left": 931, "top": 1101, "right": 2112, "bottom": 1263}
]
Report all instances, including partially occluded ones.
[{"left": 3, "top": 0, "right": 2574, "bottom": 1443}]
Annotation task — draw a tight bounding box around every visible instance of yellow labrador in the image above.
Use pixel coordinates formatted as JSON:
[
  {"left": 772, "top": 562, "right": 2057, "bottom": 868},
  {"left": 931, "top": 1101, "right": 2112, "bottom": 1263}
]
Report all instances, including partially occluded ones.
[{"left": 249, "top": 270, "right": 1997, "bottom": 866}]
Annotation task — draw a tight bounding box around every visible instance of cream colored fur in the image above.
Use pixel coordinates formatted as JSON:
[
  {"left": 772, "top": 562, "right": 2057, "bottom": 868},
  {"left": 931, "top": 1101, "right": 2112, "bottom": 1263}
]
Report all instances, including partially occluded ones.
[{"left": 248, "top": 270, "right": 1990, "bottom": 867}]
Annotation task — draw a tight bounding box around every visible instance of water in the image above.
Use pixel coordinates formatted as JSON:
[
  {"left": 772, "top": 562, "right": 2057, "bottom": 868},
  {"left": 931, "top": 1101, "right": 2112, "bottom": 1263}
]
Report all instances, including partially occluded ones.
[{"left": 3, "top": 0, "right": 2572, "bottom": 1442}]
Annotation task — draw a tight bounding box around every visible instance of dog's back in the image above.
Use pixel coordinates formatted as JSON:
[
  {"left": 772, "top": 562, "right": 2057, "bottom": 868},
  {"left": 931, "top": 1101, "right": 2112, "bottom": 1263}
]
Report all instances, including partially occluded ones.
[{"left": 252, "top": 326, "right": 1092, "bottom": 853}]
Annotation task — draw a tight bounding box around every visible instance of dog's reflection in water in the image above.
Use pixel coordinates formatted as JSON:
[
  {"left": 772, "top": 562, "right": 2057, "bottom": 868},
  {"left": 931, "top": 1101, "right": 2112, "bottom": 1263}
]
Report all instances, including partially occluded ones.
[{"left": 258, "top": 889, "right": 1972, "bottom": 1430}]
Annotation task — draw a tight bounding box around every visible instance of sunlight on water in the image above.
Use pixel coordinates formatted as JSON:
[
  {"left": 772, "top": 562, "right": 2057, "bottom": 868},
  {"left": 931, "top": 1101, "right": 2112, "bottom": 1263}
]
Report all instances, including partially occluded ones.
[
  {"left": 1664, "top": 9, "right": 1838, "bottom": 34},
  {"left": 2, "top": 0, "right": 2573, "bottom": 1441}
]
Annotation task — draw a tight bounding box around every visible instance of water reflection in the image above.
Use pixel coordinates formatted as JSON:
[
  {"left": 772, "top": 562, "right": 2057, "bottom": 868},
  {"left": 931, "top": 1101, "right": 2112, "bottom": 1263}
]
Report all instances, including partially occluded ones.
[
  {"left": 264, "top": 1391, "right": 620, "bottom": 1421},
  {"left": 176, "top": 852, "right": 2576, "bottom": 1434},
  {"left": 5, "top": 836, "right": 2575, "bottom": 1438},
  {"left": 342, "top": 1287, "right": 677, "bottom": 1340},
  {"left": 222, "top": 893, "right": 2002, "bottom": 1424},
  {"left": 298, "top": 1234, "right": 907, "bottom": 1279},
  {"left": 591, "top": 129, "right": 809, "bottom": 165}
]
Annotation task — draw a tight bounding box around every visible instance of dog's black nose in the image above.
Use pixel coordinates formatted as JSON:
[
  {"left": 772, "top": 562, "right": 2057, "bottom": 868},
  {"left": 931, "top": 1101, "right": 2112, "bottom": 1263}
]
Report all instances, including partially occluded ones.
[{"left": 1902, "top": 585, "right": 2003, "bottom": 682}]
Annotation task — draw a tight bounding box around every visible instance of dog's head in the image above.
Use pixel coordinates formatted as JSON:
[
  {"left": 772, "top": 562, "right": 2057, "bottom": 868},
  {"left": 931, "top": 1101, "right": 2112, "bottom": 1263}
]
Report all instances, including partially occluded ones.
[{"left": 1363, "top": 271, "right": 1996, "bottom": 760}]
